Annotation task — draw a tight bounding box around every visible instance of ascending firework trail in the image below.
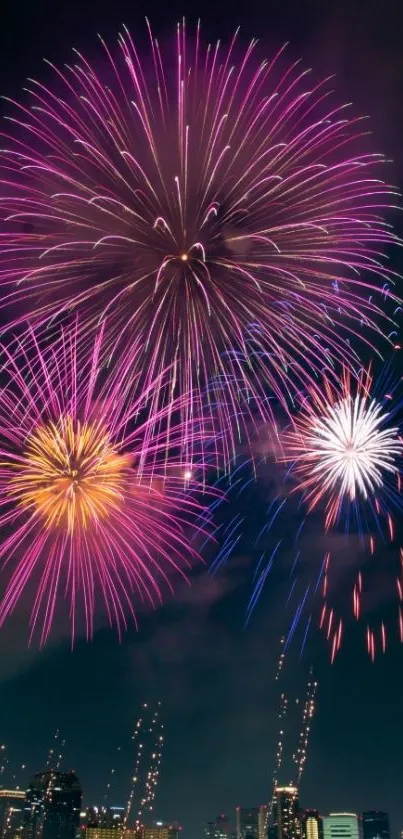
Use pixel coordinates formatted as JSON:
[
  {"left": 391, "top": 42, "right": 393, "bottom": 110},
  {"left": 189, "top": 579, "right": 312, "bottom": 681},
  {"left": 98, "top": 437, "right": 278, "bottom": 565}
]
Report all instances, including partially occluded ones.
[{"left": 124, "top": 701, "right": 164, "bottom": 827}]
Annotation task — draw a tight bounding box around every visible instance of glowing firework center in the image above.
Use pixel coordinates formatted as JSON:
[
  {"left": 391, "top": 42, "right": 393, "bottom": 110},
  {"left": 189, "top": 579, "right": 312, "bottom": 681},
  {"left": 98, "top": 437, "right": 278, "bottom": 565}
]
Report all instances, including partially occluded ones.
[
  {"left": 11, "top": 416, "right": 130, "bottom": 532},
  {"left": 294, "top": 390, "right": 402, "bottom": 507}
]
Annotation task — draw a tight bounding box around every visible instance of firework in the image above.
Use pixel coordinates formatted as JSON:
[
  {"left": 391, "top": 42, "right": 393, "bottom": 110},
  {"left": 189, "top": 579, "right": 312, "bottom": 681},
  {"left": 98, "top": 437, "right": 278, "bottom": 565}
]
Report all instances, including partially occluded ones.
[
  {"left": 278, "top": 361, "right": 403, "bottom": 657},
  {"left": 124, "top": 701, "right": 164, "bottom": 827},
  {"left": 207, "top": 441, "right": 403, "bottom": 660},
  {"left": 0, "top": 324, "right": 212, "bottom": 644},
  {"left": 284, "top": 366, "right": 403, "bottom": 529},
  {"left": 0, "top": 25, "right": 400, "bottom": 463}
]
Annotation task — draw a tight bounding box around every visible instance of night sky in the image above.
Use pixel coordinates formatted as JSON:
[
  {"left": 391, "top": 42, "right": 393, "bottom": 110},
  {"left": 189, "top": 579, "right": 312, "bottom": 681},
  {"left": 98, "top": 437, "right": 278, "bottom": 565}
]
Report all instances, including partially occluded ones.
[{"left": 0, "top": 0, "right": 403, "bottom": 837}]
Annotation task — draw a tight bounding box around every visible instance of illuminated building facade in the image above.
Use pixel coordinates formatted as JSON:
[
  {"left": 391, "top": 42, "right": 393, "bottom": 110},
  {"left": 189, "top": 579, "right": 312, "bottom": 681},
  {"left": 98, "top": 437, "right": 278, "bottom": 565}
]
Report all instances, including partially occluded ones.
[
  {"left": 0, "top": 790, "right": 25, "bottom": 839},
  {"left": 258, "top": 808, "right": 268, "bottom": 839},
  {"left": 271, "top": 787, "right": 301, "bottom": 839},
  {"left": 138, "top": 824, "right": 181, "bottom": 839},
  {"left": 300, "top": 811, "right": 323, "bottom": 839},
  {"left": 85, "top": 829, "right": 136, "bottom": 839},
  {"left": 81, "top": 808, "right": 124, "bottom": 831},
  {"left": 323, "top": 814, "right": 361, "bottom": 839},
  {"left": 362, "top": 813, "right": 390, "bottom": 839},
  {"left": 23, "top": 770, "right": 82, "bottom": 839}
]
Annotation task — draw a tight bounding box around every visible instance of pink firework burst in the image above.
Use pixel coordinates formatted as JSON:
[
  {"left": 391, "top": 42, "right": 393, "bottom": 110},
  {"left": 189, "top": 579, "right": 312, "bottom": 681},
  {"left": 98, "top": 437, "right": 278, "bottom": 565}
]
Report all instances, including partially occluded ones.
[
  {"left": 0, "top": 324, "right": 213, "bottom": 645},
  {"left": 0, "top": 23, "right": 400, "bottom": 463}
]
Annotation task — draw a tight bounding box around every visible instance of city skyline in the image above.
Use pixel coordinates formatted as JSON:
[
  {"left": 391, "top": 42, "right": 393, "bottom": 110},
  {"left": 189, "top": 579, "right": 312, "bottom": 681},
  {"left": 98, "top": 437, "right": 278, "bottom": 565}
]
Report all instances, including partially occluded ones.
[
  {"left": 0, "top": 722, "right": 398, "bottom": 838},
  {"left": 0, "top": 772, "right": 395, "bottom": 839}
]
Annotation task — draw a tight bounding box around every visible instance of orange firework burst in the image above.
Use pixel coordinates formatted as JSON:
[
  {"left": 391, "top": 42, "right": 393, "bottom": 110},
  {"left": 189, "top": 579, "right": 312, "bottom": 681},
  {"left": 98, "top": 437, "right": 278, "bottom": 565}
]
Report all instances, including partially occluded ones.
[
  {"left": 10, "top": 417, "right": 132, "bottom": 533},
  {"left": 0, "top": 325, "right": 214, "bottom": 644}
]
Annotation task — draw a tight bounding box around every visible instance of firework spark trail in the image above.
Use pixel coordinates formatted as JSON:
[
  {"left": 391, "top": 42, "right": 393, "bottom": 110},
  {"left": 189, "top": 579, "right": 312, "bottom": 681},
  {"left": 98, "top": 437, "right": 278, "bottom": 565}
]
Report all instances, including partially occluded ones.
[
  {"left": 0, "top": 24, "right": 401, "bottom": 465},
  {"left": 292, "top": 669, "right": 317, "bottom": 783},
  {"left": 269, "top": 690, "right": 288, "bottom": 813},
  {"left": 205, "top": 431, "right": 403, "bottom": 659},
  {"left": 45, "top": 729, "right": 66, "bottom": 770},
  {"left": 124, "top": 701, "right": 164, "bottom": 828},
  {"left": 265, "top": 651, "right": 317, "bottom": 831},
  {"left": 0, "top": 323, "right": 215, "bottom": 644}
]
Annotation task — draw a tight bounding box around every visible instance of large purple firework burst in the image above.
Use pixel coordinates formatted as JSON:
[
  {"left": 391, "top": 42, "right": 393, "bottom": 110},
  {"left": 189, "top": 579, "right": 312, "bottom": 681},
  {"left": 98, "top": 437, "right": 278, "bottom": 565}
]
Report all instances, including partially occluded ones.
[
  {"left": 0, "top": 23, "right": 400, "bottom": 465},
  {"left": 0, "top": 324, "right": 213, "bottom": 645}
]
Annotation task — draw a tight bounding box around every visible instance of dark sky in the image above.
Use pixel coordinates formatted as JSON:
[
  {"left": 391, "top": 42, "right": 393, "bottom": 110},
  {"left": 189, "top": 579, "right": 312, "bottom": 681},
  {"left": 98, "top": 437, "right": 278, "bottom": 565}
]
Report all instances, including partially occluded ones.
[{"left": 0, "top": 0, "right": 403, "bottom": 838}]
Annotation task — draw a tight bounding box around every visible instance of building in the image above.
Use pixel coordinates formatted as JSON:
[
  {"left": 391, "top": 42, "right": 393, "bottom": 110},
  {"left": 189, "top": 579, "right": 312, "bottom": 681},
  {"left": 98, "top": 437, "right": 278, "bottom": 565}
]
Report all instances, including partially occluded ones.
[
  {"left": 271, "top": 787, "right": 301, "bottom": 839},
  {"left": 216, "top": 817, "right": 231, "bottom": 839},
  {"left": 0, "top": 790, "right": 25, "bottom": 839},
  {"left": 81, "top": 809, "right": 99, "bottom": 831},
  {"left": 323, "top": 814, "right": 361, "bottom": 839},
  {"left": 83, "top": 821, "right": 180, "bottom": 839},
  {"left": 362, "top": 813, "right": 390, "bottom": 839},
  {"left": 300, "top": 811, "right": 323, "bottom": 839},
  {"left": 139, "top": 824, "right": 181, "bottom": 839},
  {"left": 237, "top": 809, "right": 259, "bottom": 839},
  {"left": 206, "top": 817, "right": 231, "bottom": 839},
  {"left": 81, "top": 808, "right": 125, "bottom": 831},
  {"left": 84, "top": 829, "right": 136, "bottom": 839},
  {"left": 237, "top": 808, "right": 271, "bottom": 839},
  {"left": 205, "top": 817, "right": 230, "bottom": 839},
  {"left": 258, "top": 808, "right": 268, "bottom": 839},
  {"left": 23, "top": 770, "right": 82, "bottom": 839},
  {"left": 236, "top": 806, "right": 267, "bottom": 839}
]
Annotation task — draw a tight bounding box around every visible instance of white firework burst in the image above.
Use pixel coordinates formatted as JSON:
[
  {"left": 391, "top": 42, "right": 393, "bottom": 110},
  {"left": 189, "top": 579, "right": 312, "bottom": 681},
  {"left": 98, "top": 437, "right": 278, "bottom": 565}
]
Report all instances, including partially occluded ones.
[{"left": 284, "top": 367, "right": 403, "bottom": 528}]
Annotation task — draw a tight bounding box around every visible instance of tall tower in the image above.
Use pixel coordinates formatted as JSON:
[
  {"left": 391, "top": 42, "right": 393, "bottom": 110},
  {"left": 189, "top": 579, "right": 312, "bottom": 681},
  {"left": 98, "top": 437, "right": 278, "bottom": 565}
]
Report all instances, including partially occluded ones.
[
  {"left": 23, "top": 770, "right": 82, "bottom": 839},
  {"left": 124, "top": 702, "right": 164, "bottom": 827},
  {"left": 271, "top": 787, "right": 301, "bottom": 839},
  {"left": 259, "top": 808, "right": 268, "bottom": 839}
]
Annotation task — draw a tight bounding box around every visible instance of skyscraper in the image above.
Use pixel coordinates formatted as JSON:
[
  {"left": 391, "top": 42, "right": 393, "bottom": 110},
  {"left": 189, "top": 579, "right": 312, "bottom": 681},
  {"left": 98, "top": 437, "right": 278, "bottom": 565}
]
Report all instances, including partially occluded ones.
[
  {"left": 23, "top": 771, "right": 82, "bottom": 839},
  {"left": 0, "top": 790, "right": 25, "bottom": 839},
  {"left": 362, "top": 813, "right": 390, "bottom": 839},
  {"left": 323, "top": 815, "right": 361, "bottom": 839},
  {"left": 236, "top": 809, "right": 259, "bottom": 839},
  {"left": 300, "top": 811, "right": 323, "bottom": 839},
  {"left": 271, "top": 787, "right": 301, "bottom": 839},
  {"left": 258, "top": 808, "right": 268, "bottom": 839}
]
